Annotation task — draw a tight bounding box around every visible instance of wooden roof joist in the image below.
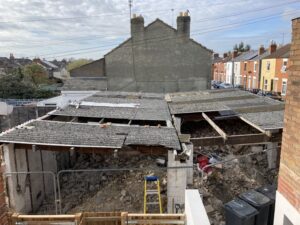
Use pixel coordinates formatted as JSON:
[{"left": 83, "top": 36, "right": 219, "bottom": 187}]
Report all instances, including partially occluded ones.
[{"left": 13, "top": 144, "right": 170, "bottom": 155}]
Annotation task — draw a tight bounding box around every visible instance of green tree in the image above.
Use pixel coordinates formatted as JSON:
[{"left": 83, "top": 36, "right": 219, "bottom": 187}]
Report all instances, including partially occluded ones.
[
  {"left": 22, "top": 64, "right": 50, "bottom": 87},
  {"left": 67, "top": 59, "right": 92, "bottom": 71},
  {"left": 233, "top": 41, "right": 251, "bottom": 52}
]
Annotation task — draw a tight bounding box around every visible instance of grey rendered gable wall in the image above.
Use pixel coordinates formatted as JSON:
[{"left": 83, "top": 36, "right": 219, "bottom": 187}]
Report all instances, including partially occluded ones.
[{"left": 104, "top": 20, "right": 212, "bottom": 93}]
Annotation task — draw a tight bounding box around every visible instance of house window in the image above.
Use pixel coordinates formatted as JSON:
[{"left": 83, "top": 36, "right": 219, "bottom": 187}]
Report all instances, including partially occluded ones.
[
  {"left": 244, "top": 62, "right": 247, "bottom": 71},
  {"left": 264, "top": 79, "right": 268, "bottom": 90},
  {"left": 281, "top": 59, "right": 288, "bottom": 73},
  {"left": 254, "top": 62, "right": 257, "bottom": 72},
  {"left": 282, "top": 79, "right": 288, "bottom": 95},
  {"left": 267, "top": 61, "right": 271, "bottom": 71}
]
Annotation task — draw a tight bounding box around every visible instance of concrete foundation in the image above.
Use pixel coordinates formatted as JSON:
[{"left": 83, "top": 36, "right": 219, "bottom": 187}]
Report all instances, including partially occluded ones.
[
  {"left": 3, "top": 144, "right": 65, "bottom": 213},
  {"left": 167, "top": 150, "right": 187, "bottom": 213}
]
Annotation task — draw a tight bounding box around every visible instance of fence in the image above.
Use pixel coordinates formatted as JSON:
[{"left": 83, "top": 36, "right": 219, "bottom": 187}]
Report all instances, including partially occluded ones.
[{"left": 10, "top": 212, "right": 185, "bottom": 225}]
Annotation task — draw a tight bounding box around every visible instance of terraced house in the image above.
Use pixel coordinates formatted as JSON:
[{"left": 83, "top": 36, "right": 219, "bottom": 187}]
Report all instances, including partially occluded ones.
[{"left": 260, "top": 43, "right": 290, "bottom": 95}]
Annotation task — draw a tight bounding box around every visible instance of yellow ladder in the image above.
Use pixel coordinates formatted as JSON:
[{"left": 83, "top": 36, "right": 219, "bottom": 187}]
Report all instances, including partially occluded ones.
[{"left": 144, "top": 176, "right": 163, "bottom": 213}]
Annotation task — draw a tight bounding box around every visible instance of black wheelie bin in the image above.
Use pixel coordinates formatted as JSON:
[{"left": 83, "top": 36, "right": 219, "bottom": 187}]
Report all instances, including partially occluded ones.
[
  {"left": 224, "top": 198, "right": 258, "bottom": 225},
  {"left": 256, "top": 185, "right": 276, "bottom": 225},
  {"left": 239, "top": 190, "right": 272, "bottom": 225}
]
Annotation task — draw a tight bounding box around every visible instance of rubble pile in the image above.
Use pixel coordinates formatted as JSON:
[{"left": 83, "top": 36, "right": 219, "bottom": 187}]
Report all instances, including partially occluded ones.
[
  {"left": 197, "top": 145, "right": 278, "bottom": 225},
  {"left": 181, "top": 121, "right": 219, "bottom": 137},
  {"left": 60, "top": 153, "right": 167, "bottom": 213},
  {"left": 215, "top": 119, "right": 259, "bottom": 135}
]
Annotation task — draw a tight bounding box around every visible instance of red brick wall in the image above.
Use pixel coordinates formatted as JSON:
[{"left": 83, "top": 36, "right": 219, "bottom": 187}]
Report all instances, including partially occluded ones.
[{"left": 278, "top": 17, "right": 300, "bottom": 212}]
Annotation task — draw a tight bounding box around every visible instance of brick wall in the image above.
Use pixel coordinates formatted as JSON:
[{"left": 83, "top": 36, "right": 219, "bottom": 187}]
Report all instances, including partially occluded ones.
[{"left": 278, "top": 17, "right": 300, "bottom": 212}]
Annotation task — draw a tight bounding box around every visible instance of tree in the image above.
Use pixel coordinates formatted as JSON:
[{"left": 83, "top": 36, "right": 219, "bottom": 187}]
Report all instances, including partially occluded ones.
[
  {"left": 66, "top": 59, "right": 92, "bottom": 71},
  {"left": 22, "top": 64, "right": 50, "bottom": 87},
  {"left": 0, "top": 66, "right": 58, "bottom": 99},
  {"left": 233, "top": 41, "right": 251, "bottom": 52}
]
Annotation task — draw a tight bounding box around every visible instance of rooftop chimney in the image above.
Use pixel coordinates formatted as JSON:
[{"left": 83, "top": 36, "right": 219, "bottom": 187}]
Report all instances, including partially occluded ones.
[
  {"left": 177, "top": 11, "right": 190, "bottom": 39},
  {"left": 233, "top": 50, "right": 238, "bottom": 58},
  {"left": 214, "top": 53, "right": 219, "bottom": 59},
  {"left": 131, "top": 14, "right": 144, "bottom": 41},
  {"left": 9, "top": 53, "right": 14, "bottom": 61},
  {"left": 269, "top": 41, "right": 277, "bottom": 54},
  {"left": 259, "top": 45, "right": 265, "bottom": 55},
  {"left": 223, "top": 53, "right": 228, "bottom": 58}
]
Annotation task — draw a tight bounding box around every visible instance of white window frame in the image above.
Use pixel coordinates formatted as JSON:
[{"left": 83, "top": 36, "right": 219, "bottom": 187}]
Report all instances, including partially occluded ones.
[
  {"left": 282, "top": 79, "right": 288, "bottom": 96},
  {"left": 254, "top": 62, "right": 257, "bottom": 72},
  {"left": 264, "top": 79, "right": 268, "bottom": 90},
  {"left": 267, "top": 61, "right": 271, "bottom": 71}
]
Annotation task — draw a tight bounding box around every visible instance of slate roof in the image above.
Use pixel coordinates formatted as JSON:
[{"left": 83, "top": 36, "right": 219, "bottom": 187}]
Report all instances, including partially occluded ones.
[
  {"left": 0, "top": 120, "right": 180, "bottom": 149},
  {"left": 233, "top": 50, "right": 258, "bottom": 62},
  {"left": 264, "top": 44, "right": 290, "bottom": 59}
]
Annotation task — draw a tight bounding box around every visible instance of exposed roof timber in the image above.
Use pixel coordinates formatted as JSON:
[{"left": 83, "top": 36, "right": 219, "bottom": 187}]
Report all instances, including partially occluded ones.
[
  {"left": 239, "top": 116, "right": 268, "bottom": 135},
  {"left": 190, "top": 131, "right": 282, "bottom": 146},
  {"left": 14, "top": 144, "right": 168, "bottom": 155},
  {"left": 202, "top": 112, "right": 227, "bottom": 140}
]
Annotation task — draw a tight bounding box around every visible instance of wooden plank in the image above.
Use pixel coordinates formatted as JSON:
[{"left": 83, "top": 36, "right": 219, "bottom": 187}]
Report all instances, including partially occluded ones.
[
  {"left": 226, "top": 133, "right": 268, "bottom": 145},
  {"left": 190, "top": 137, "right": 224, "bottom": 146},
  {"left": 238, "top": 116, "right": 267, "bottom": 135},
  {"left": 202, "top": 112, "right": 227, "bottom": 140}
]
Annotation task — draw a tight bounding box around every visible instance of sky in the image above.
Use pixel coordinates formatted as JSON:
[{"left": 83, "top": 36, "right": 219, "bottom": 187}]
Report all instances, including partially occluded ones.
[{"left": 0, "top": 0, "right": 299, "bottom": 60}]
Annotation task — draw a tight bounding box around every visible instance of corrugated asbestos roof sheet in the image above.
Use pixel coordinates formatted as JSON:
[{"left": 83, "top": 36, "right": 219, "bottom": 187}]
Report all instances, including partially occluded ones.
[
  {"left": 240, "top": 111, "right": 284, "bottom": 130},
  {"left": 0, "top": 120, "right": 180, "bottom": 150},
  {"left": 167, "top": 89, "right": 285, "bottom": 129},
  {"left": 51, "top": 93, "right": 171, "bottom": 121}
]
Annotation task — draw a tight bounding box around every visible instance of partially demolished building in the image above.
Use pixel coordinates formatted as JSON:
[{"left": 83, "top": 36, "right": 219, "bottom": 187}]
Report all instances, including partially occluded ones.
[{"left": 0, "top": 89, "right": 284, "bottom": 218}]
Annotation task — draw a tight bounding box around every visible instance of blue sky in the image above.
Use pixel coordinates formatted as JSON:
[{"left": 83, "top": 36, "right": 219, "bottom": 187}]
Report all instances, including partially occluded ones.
[{"left": 0, "top": 0, "right": 299, "bottom": 60}]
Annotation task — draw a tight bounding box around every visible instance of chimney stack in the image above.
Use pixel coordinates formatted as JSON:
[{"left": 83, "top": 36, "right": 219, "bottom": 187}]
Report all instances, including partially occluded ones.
[
  {"left": 213, "top": 53, "right": 219, "bottom": 59},
  {"left": 223, "top": 53, "right": 228, "bottom": 58},
  {"left": 269, "top": 41, "right": 277, "bottom": 54},
  {"left": 259, "top": 45, "right": 265, "bottom": 55},
  {"left": 177, "top": 11, "right": 190, "bottom": 39},
  {"left": 131, "top": 14, "right": 144, "bottom": 41},
  {"left": 233, "top": 50, "right": 238, "bottom": 58}
]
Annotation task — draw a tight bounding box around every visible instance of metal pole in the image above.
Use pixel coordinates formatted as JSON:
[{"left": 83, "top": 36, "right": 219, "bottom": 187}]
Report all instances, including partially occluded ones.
[{"left": 4, "top": 171, "right": 58, "bottom": 215}]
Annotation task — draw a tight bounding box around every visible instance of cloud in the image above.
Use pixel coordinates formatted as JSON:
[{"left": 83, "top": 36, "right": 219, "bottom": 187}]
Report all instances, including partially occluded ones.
[{"left": 0, "top": 0, "right": 299, "bottom": 59}]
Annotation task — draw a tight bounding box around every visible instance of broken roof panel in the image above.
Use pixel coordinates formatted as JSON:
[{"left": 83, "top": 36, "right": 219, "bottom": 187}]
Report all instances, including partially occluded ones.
[
  {"left": 240, "top": 111, "right": 284, "bottom": 130},
  {"left": 51, "top": 92, "right": 171, "bottom": 121},
  {"left": 0, "top": 120, "right": 180, "bottom": 150}
]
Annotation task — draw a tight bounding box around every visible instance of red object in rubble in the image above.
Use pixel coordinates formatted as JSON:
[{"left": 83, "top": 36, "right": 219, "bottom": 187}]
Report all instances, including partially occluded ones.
[{"left": 197, "top": 155, "right": 212, "bottom": 173}]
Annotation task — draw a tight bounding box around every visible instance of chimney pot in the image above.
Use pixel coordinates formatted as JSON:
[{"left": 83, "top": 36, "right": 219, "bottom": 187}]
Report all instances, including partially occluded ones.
[
  {"left": 131, "top": 15, "right": 144, "bottom": 40},
  {"left": 233, "top": 50, "right": 238, "bottom": 58},
  {"left": 259, "top": 45, "right": 265, "bottom": 55},
  {"left": 269, "top": 42, "right": 277, "bottom": 54},
  {"left": 214, "top": 53, "right": 219, "bottom": 59}
]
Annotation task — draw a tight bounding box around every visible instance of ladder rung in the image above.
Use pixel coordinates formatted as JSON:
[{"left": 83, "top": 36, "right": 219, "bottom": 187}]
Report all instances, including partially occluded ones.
[{"left": 146, "top": 202, "right": 159, "bottom": 205}]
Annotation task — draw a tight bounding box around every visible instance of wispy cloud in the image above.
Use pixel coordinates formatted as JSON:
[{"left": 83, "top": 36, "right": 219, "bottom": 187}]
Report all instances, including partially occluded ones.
[{"left": 0, "top": 0, "right": 299, "bottom": 59}]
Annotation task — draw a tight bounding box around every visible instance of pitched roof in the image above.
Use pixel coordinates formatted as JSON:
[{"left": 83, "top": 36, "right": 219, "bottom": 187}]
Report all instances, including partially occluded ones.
[
  {"left": 104, "top": 18, "right": 212, "bottom": 56},
  {"left": 233, "top": 50, "right": 258, "bottom": 62},
  {"left": 264, "top": 44, "right": 291, "bottom": 59}
]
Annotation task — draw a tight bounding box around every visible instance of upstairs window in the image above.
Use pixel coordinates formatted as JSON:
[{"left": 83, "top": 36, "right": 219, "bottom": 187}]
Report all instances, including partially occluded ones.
[
  {"left": 267, "top": 61, "right": 271, "bottom": 71},
  {"left": 244, "top": 62, "right": 247, "bottom": 71},
  {"left": 254, "top": 62, "right": 257, "bottom": 72},
  {"left": 281, "top": 59, "right": 288, "bottom": 73}
]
